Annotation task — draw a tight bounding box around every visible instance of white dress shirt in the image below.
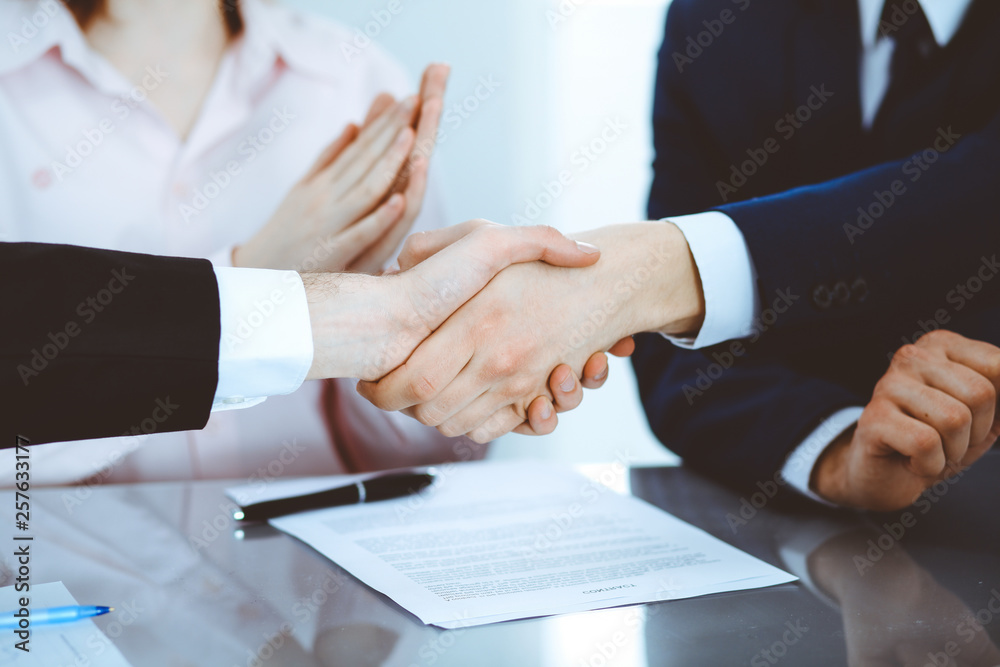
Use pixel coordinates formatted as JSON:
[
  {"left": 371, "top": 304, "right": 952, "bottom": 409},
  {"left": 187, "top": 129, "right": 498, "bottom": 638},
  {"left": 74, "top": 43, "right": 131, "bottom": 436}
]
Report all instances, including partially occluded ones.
[
  {"left": 665, "top": 0, "right": 974, "bottom": 502},
  {"left": 0, "top": 0, "right": 462, "bottom": 484}
]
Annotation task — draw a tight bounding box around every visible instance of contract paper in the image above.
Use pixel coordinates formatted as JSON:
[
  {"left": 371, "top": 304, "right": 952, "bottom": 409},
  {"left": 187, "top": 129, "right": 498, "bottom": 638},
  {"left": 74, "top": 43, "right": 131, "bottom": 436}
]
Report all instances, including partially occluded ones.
[
  {"left": 0, "top": 581, "right": 131, "bottom": 666},
  {"left": 227, "top": 462, "right": 796, "bottom": 628}
]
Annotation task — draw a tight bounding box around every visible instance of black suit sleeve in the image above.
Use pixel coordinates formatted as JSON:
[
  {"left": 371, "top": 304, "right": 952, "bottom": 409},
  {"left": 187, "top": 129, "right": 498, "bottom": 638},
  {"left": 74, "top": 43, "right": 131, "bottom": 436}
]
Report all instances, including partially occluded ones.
[{"left": 1, "top": 242, "right": 221, "bottom": 446}]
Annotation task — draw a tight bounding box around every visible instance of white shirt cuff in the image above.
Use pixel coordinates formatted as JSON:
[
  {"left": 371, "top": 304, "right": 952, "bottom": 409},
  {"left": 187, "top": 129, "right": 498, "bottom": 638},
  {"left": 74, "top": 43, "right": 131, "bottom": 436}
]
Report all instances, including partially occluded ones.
[
  {"left": 662, "top": 211, "right": 760, "bottom": 349},
  {"left": 212, "top": 267, "right": 314, "bottom": 412},
  {"left": 780, "top": 407, "right": 865, "bottom": 506}
]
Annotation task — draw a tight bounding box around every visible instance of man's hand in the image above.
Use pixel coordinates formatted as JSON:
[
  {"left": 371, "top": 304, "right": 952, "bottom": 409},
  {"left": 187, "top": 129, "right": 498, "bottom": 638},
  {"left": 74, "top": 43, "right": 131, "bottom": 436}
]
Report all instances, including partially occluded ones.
[
  {"left": 358, "top": 220, "right": 704, "bottom": 442},
  {"left": 813, "top": 330, "right": 1000, "bottom": 511},
  {"left": 303, "top": 222, "right": 601, "bottom": 381},
  {"left": 517, "top": 339, "right": 637, "bottom": 437}
]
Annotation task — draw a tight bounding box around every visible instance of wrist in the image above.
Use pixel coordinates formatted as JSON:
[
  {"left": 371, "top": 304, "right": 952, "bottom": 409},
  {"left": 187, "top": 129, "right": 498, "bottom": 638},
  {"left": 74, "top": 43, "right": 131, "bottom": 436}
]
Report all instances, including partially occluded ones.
[
  {"left": 303, "top": 272, "right": 383, "bottom": 380},
  {"left": 303, "top": 272, "right": 434, "bottom": 381},
  {"left": 811, "top": 428, "right": 854, "bottom": 505},
  {"left": 573, "top": 221, "right": 705, "bottom": 339}
]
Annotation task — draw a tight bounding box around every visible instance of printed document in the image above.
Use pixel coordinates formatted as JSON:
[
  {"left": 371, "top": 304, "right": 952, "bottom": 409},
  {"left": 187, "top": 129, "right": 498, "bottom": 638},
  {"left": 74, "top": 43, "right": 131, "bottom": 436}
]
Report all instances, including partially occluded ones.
[{"left": 227, "top": 463, "right": 795, "bottom": 628}]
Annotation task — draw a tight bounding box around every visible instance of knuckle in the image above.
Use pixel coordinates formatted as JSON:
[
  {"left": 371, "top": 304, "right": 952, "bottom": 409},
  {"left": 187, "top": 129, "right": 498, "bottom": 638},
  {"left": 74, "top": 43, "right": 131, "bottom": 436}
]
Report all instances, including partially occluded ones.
[
  {"left": 468, "top": 218, "right": 497, "bottom": 234},
  {"left": 966, "top": 377, "right": 996, "bottom": 408},
  {"left": 939, "top": 404, "right": 972, "bottom": 433},
  {"left": 409, "top": 374, "right": 440, "bottom": 404},
  {"left": 468, "top": 429, "right": 492, "bottom": 445},
  {"left": 893, "top": 344, "right": 925, "bottom": 366},
  {"left": 984, "top": 353, "right": 1000, "bottom": 380},
  {"left": 437, "top": 421, "right": 465, "bottom": 439},
  {"left": 910, "top": 427, "right": 941, "bottom": 456},
  {"left": 872, "top": 375, "right": 898, "bottom": 398},
  {"left": 860, "top": 398, "right": 888, "bottom": 428},
  {"left": 413, "top": 403, "right": 445, "bottom": 427},
  {"left": 362, "top": 386, "right": 391, "bottom": 411},
  {"left": 505, "top": 378, "right": 536, "bottom": 400},
  {"left": 920, "top": 329, "right": 956, "bottom": 347},
  {"left": 485, "top": 349, "right": 521, "bottom": 378}
]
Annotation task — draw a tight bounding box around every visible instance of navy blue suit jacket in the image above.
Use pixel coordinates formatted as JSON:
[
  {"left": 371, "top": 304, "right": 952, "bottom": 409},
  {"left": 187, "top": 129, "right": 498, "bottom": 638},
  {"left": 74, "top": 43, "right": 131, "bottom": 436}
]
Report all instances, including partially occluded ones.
[{"left": 633, "top": 0, "right": 1000, "bottom": 493}]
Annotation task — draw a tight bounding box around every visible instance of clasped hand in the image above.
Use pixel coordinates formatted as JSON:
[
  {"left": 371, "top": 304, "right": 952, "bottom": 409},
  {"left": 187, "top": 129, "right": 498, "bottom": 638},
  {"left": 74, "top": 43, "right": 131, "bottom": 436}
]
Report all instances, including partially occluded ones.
[{"left": 357, "top": 220, "right": 699, "bottom": 442}]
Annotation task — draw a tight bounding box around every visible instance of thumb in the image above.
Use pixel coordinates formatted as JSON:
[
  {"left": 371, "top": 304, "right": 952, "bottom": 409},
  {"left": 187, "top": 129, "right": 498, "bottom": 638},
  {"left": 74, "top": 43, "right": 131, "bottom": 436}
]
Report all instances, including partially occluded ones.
[
  {"left": 398, "top": 220, "right": 600, "bottom": 271},
  {"left": 400, "top": 222, "right": 601, "bottom": 331}
]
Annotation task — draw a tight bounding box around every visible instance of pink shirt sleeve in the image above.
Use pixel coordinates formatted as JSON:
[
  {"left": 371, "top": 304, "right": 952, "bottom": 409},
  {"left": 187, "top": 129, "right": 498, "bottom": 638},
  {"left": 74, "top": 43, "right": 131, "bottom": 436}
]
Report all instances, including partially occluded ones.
[{"left": 321, "top": 379, "right": 487, "bottom": 473}]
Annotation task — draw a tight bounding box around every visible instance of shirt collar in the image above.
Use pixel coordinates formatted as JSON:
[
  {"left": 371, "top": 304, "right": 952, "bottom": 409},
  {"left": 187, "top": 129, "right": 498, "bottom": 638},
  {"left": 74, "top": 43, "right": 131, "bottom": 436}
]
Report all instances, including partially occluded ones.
[
  {"left": 858, "top": 0, "right": 975, "bottom": 49},
  {"left": 0, "top": 0, "right": 344, "bottom": 86},
  {"left": 0, "top": 1, "right": 94, "bottom": 78},
  {"left": 239, "top": 0, "right": 344, "bottom": 85}
]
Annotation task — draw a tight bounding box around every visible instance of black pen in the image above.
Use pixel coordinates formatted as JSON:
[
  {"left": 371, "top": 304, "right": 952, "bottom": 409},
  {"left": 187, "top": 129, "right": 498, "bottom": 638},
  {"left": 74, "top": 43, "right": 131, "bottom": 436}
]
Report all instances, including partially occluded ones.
[{"left": 232, "top": 470, "right": 436, "bottom": 522}]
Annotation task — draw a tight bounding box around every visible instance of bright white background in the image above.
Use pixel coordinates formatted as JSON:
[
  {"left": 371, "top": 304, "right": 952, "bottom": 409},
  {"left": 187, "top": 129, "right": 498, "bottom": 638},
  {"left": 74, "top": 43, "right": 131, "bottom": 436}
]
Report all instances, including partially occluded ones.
[{"left": 285, "top": 0, "right": 678, "bottom": 467}]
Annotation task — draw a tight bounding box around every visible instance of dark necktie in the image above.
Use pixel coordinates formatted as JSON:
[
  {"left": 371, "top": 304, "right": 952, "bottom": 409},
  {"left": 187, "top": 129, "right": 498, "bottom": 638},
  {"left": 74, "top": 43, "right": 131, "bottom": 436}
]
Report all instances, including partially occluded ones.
[{"left": 878, "top": 0, "right": 942, "bottom": 100}]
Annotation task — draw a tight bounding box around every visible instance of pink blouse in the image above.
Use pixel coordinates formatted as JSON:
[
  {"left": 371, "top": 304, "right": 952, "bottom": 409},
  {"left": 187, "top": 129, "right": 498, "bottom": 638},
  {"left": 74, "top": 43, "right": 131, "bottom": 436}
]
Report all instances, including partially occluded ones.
[{"left": 0, "top": 0, "right": 481, "bottom": 485}]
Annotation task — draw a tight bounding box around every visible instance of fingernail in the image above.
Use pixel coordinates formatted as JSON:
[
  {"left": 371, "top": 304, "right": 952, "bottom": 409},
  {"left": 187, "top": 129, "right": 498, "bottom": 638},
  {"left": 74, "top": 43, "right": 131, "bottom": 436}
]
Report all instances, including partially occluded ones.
[
  {"left": 540, "top": 403, "right": 552, "bottom": 420},
  {"left": 402, "top": 96, "right": 418, "bottom": 112},
  {"left": 395, "top": 127, "right": 412, "bottom": 145},
  {"left": 560, "top": 374, "right": 575, "bottom": 393},
  {"left": 576, "top": 241, "right": 599, "bottom": 255},
  {"left": 594, "top": 367, "right": 608, "bottom": 381}
]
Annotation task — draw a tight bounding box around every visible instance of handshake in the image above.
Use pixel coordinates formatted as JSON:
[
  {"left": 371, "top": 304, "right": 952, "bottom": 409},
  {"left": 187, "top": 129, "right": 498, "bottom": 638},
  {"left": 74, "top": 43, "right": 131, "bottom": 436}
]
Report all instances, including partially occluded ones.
[
  {"left": 302, "top": 218, "right": 702, "bottom": 443},
  {"left": 234, "top": 63, "right": 705, "bottom": 443}
]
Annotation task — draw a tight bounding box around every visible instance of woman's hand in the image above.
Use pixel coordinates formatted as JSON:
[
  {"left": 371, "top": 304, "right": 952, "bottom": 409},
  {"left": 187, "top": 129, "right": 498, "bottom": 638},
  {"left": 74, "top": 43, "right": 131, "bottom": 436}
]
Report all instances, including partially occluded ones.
[{"left": 234, "top": 64, "right": 450, "bottom": 273}]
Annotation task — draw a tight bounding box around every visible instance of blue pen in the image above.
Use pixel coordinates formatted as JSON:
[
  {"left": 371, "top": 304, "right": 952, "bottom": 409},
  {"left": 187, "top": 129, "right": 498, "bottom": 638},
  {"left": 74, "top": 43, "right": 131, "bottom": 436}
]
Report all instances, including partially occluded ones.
[{"left": 0, "top": 605, "right": 113, "bottom": 629}]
